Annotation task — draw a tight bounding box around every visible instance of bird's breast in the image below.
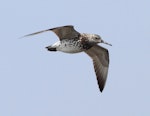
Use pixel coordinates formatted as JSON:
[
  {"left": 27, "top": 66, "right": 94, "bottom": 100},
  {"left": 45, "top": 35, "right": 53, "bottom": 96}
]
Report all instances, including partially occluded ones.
[{"left": 57, "top": 39, "right": 84, "bottom": 53}]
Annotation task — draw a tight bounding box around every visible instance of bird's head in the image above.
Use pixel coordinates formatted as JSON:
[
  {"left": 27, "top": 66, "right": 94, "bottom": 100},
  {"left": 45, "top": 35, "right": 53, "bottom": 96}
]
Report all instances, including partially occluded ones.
[
  {"left": 89, "top": 34, "right": 112, "bottom": 46},
  {"left": 89, "top": 34, "right": 102, "bottom": 43}
]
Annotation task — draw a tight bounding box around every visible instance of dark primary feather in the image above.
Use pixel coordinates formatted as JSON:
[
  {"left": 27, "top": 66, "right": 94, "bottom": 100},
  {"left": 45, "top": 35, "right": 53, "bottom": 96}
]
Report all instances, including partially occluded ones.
[
  {"left": 22, "top": 29, "right": 51, "bottom": 38},
  {"left": 85, "top": 45, "right": 109, "bottom": 92},
  {"left": 22, "top": 25, "right": 80, "bottom": 40}
]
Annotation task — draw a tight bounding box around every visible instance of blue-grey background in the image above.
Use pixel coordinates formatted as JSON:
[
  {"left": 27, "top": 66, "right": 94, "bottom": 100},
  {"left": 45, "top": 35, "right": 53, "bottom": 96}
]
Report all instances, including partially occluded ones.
[{"left": 1, "top": 0, "right": 150, "bottom": 116}]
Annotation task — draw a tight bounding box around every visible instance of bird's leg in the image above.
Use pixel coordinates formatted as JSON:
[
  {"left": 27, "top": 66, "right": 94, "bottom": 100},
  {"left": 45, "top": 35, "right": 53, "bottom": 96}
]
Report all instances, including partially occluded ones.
[{"left": 45, "top": 46, "right": 57, "bottom": 51}]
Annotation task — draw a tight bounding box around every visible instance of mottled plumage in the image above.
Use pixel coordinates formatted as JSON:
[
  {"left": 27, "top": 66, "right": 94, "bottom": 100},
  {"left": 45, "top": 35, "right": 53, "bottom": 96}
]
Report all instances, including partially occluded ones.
[{"left": 23, "top": 25, "right": 112, "bottom": 92}]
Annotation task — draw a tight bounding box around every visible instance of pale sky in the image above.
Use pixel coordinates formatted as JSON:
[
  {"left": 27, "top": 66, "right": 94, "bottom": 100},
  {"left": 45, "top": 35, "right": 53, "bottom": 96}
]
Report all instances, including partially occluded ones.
[{"left": 0, "top": 0, "right": 150, "bottom": 116}]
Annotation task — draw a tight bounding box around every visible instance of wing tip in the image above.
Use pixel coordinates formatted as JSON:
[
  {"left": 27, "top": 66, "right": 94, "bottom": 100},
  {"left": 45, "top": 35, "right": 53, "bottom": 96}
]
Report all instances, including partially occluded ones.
[
  {"left": 99, "top": 84, "right": 105, "bottom": 92},
  {"left": 100, "top": 87, "right": 104, "bottom": 92},
  {"left": 97, "top": 77, "right": 106, "bottom": 93}
]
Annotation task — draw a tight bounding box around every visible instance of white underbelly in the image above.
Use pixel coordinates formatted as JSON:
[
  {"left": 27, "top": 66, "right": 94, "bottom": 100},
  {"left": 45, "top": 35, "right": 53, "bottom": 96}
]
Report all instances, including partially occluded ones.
[{"left": 57, "top": 41, "right": 83, "bottom": 53}]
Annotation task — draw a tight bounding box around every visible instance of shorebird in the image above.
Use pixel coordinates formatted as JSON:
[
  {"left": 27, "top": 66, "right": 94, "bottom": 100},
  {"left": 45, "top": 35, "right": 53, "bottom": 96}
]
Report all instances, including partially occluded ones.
[{"left": 23, "top": 25, "right": 112, "bottom": 92}]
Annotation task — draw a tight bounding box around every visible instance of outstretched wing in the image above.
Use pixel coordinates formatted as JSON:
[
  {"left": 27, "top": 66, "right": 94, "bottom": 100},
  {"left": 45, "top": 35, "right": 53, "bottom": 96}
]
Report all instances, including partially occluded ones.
[
  {"left": 22, "top": 29, "right": 50, "bottom": 37},
  {"left": 85, "top": 45, "right": 109, "bottom": 92},
  {"left": 22, "top": 25, "right": 80, "bottom": 40},
  {"left": 50, "top": 25, "right": 80, "bottom": 40}
]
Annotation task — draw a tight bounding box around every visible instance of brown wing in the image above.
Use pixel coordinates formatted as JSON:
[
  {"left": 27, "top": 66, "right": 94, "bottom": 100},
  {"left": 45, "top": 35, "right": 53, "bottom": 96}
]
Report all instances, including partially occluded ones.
[
  {"left": 22, "top": 25, "right": 80, "bottom": 40},
  {"left": 85, "top": 45, "right": 109, "bottom": 92},
  {"left": 50, "top": 25, "right": 80, "bottom": 40}
]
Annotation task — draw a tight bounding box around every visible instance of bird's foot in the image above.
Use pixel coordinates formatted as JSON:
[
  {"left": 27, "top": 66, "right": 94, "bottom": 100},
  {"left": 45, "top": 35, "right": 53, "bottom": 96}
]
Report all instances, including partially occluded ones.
[{"left": 45, "top": 46, "right": 57, "bottom": 51}]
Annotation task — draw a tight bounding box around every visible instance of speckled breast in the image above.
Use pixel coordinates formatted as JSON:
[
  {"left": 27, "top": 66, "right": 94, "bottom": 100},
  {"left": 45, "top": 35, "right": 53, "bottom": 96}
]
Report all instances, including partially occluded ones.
[{"left": 58, "top": 39, "right": 84, "bottom": 53}]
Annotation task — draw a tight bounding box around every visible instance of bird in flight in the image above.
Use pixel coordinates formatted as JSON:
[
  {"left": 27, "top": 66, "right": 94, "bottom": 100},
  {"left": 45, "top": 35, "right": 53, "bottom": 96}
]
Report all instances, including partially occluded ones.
[{"left": 23, "top": 25, "right": 112, "bottom": 92}]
